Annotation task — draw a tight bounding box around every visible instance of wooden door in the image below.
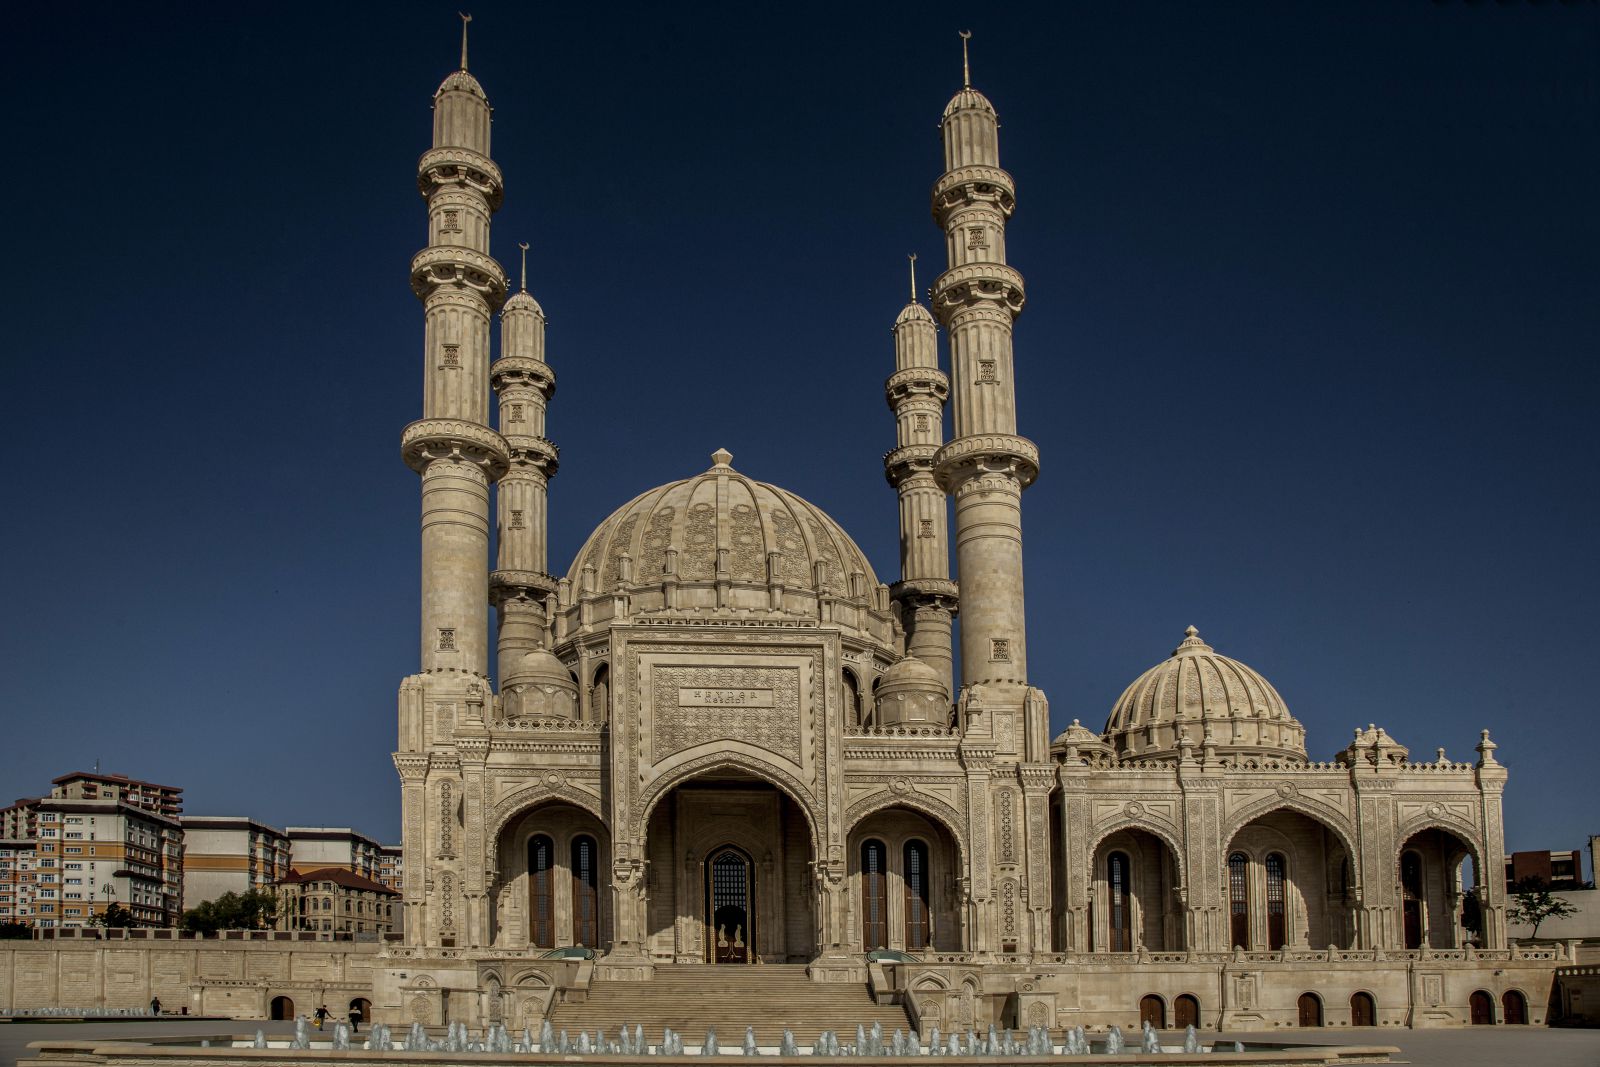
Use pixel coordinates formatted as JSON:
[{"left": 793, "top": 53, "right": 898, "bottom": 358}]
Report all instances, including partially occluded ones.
[
  {"left": 529, "top": 835, "right": 554, "bottom": 948},
  {"left": 709, "top": 848, "right": 752, "bottom": 964},
  {"left": 1109, "top": 852, "right": 1133, "bottom": 952},
  {"left": 904, "top": 841, "right": 931, "bottom": 951},
  {"left": 1140, "top": 995, "right": 1166, "bottom": 1029},
  {"left": 1265, "top": 853, "right": 1287, "bottom": 950},
  {"left": 1501, "top": 990, "right": 1526, "bottom": 1025},
  {"left": 1297, "top": 993, "right": 1322, "bottom": 1027},
  {"left": 1228, "top": 853, "right": 1250, "bottom": 948},
  {"left": 1174, "top": 994, "right": 1199, "bottom": 1029},
  {"left": 571, "top": 835, "right": 599, "bottom": 947},
  {"left": 1350, "top": 992, "right": 1375, "bottom": 1027},
  {"left": 1469, "top": 990, "right": 1494, "bottom": 1025},
  {"left": 1401, "top": 852, "right": 1424, "bottom": 949},
  {"left": 861, "top": 840, "right": 887, "bottom": 950}
]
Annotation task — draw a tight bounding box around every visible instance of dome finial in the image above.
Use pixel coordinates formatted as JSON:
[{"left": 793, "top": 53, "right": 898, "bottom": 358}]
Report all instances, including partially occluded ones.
[
  {"left": 711, "top": 447, "right": 734, "bottom": 469},
  {"left": 1173, "top": 625, "right": 1212, "bottom": 656},
  {"left": 959, "top": 30, "right": 973, "bottom": 89},
  {"left": 518, "top": 241, "right": 529, "bottom": 292},
  {"left": 908, "top": 252, "right": 919, "bottom": 304},
  {"left": 458, "top": 11, "right": 472, "bottom": 71}
]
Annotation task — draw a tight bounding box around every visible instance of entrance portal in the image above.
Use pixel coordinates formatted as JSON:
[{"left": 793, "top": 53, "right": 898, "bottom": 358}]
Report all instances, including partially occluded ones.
[{"left": 708, "top": 847, "right": 753, "bottom": 964}]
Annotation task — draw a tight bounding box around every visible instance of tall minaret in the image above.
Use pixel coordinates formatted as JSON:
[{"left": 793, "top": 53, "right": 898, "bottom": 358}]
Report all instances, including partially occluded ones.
[
  {"left": 401, "top": 15, "right": 510, "bottom": 679},
  {"left": 491, "top": 243, "right": 560, "bottom": 681},
  {"left": 930, "top": 35, "right": 1039, "bottom": 720},
  {"left": 886, "top": 254, "right": 959, "bottom": 699}
]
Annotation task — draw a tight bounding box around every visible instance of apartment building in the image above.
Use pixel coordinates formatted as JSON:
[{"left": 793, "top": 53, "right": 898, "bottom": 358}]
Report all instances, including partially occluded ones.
[
  {"left": 180, "top": 816, "right": 291, "bottom": 909},
  {"left": 274, "top": 866, "right": 398, "bottom": 937},
  {"left": 0, "top": 839, "right": 39, "bottom": 926},
  {"left": 378, "top": 844, "right": 402, "bottom": 893},
  {"left": 285, "top": 827, "right": 382, "bottom": 882}
]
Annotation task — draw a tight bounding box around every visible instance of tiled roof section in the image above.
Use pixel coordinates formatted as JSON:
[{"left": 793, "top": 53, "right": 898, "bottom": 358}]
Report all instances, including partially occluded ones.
[{"left": 279, "top": 866, "right": 399, "bottom": 895}]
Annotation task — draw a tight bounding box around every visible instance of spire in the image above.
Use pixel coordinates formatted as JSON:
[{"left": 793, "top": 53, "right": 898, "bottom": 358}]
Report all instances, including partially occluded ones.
[
  {"left": 908, "top": 253, "right": 919, "bottom": 304},
  {"left": 518, "top": 241, "right": 529, "bottom": 292},
  {"left": 459, "top": 11, "right": 472, "bottom": 71},
  {"left": 959, "top": 30, "right": 972, "bottom": 89}
]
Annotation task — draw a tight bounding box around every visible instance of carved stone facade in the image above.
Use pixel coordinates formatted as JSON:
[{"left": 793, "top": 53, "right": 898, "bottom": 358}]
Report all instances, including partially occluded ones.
[{"left": 374, "top": 31, "right": 1549, "bottom": 1032}]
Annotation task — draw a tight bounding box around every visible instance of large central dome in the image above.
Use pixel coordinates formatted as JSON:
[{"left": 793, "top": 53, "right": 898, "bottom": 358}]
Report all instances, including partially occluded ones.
[{"left": 561, "top": 450, "right": 893, "bottom": 643}]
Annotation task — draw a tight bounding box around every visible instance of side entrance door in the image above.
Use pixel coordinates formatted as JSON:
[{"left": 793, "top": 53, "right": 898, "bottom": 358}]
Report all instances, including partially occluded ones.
[{"left": 708, "top": 847, "right": 752, "bottom": 964}]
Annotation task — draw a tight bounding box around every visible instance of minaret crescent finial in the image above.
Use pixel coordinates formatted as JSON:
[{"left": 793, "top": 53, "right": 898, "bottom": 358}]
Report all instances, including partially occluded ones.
[
  {"left": 459, "top": 12, "right": 472, "bottom": 71},
  {"left": 908, "top": 253, "right": 918, "bottom": 304},
  {"left": 959, "top": 30, "right": 972, "bottom": 89},
  {"left": 518, "top": 241, "right": 529, "bottom": 292}
]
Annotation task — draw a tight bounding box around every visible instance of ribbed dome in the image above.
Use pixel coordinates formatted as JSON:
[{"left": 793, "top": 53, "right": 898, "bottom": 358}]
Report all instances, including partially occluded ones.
[
  {"left": 568, "top": 449, "right": 881, "bottom": 597},
  {"left": 942, "top": 87, "right": 996, "bottom": 120},
  {"left": 895, "top": 301, "right": 935, "bottom": 327},
  {"left": 1105, "top": 627, "right": 1306, "bottom": 762},
  {"left": 436, "top": 69, "right": 487, "bottom": 99}
]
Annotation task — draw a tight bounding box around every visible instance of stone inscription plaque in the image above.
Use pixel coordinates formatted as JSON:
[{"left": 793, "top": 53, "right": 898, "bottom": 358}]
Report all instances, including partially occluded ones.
[
  {"left": 678, "top": 687, "right": 775, "bottom": 708},
  {"left": 654, "top": 666, "right": 801, "bottom": 764}
]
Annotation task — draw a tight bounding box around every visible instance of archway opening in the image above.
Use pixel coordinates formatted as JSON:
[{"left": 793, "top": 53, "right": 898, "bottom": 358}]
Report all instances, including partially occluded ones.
[
  {"left": 1398, "top": 827, "right": 1480, "bottom": 950},
  {"left": 1226, "top": 809, "right": 1353, "bottom": 950},
  {"left": 493, "top": 800, "right": 611, "bottom": 951},
  {"left": 1297, "top": 992, "right": 1323, "bottom": 1027},
  {"left": 1139, "top": 994, "right": 1166, "bottom": 1029},
  {"left": 644, "top": 771, "right": 816, "bottom": 964},
  {"left": 1091, "top": 828, "right": 1184, "bottom": 952},
  {"left": 270, "top": 995, "right": 294, "bottom": 1021},
  {"left": 849, "top": 805, "right": 961, "bottom": 954}
]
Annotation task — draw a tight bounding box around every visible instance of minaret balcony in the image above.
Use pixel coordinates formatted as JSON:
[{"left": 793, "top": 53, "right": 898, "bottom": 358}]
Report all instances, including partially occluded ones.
[
  {"left": 890, "top": 577, "right": 959, "bottom": 611},
  {"left": 491, "top": 356, "right": 556, "bottom": 398},
  {"left": 932, "top": 263, "right": 1026, "bottom": 318},
  {"left": 503, "top": 434, "right": 560, "bottom": 476},
  {"left": 883, "top": 443, "right": 939, "bottom": 487},
  {"left": 884, "top": 367, "right": 950, "bottom": 407},
  {"left": 489, "top": 569, "right": 560, "bottom": 603},
  {"left": 409, "top": 245, "right": 509, "bottom": 304},
  {"left": 931, "top": 164, "right": 1015, "bottom": 219},
  {"left": 934, "top": 433, "right": 1040, "bottom": 492},
  {"left": 400, "top": 418, "right": 511, "bottom": 480},
  {"left": 416, "top": 146, "right": 504, "bottom": 209}
]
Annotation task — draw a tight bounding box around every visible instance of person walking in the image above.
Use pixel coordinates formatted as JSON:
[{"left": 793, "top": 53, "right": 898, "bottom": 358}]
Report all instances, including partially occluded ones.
[
  {"left": 347, "top": 1003, "right": 362, "bottom": 1034},
  {"left": 314, "top": 1005, "right": 329, "bottom": 1030},
  {"left": 149, "top": 997, "right": 161, "bottom": 1016}
]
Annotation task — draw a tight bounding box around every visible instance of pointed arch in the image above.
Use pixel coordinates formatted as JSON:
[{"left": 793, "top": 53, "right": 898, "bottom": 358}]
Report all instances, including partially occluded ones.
[
  {"left": 487, "top": 784, "right": 606, "bottom": 844},
  {"left": 634, "top": 752, "right": 821, "bottom": 849},
  {"left": 845, "top": 789, "right": 968, "bottom": 870},
  {"left": 1222, "top": 800, "right": 1359, "bottom": 869}
]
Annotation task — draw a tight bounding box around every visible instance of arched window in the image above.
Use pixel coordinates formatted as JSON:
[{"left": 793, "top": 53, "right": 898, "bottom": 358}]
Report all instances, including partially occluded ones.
[
  {"left": 1401, "top": 851, "right": 1423, "bottom": 950},
  {"left": 861, "top": 840, "right": 887, "bottom": 950},
  {"left": 1265, "top": 852, "right": 1287, "bottom": 950},
  {"left": 529, "top": 834, "right": 554, "bottom": 948},
  {"left": 843, "top": 671, "right": 862, "bottom": 727},
  {"left": 571, "top": 835, "right": 599, "bottom": 947},
  {"left": 904, "top": 840, "right": 931, "bottom": 950},
  {"left": 1228, "top": 852, "right": 1250, "bottom": 948},
  {"left": 1108, "top": 851, "right": 1133, "bottom": 952},
  {"left": 591, "top": 665, "right": 610, "bottom": 722}
]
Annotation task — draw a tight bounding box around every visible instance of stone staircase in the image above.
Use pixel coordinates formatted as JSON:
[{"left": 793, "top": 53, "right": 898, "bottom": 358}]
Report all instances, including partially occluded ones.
[{"left": 545, "top": 963, "right": 911, "bottom": 1046}]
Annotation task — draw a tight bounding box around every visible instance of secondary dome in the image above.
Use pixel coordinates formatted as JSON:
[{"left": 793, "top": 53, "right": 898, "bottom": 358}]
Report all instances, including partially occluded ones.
[
  {"left": 1105, "top": 627, "right": 1306, "bottom": 763},
  {"left": 563, "top": 450, "right": 893, "bottom": 643}
]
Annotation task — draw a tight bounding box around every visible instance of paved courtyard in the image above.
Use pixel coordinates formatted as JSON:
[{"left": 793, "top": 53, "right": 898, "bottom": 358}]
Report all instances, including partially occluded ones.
[{"left": 1, "top": 1019, "right": 1597, "bottom": 1066}]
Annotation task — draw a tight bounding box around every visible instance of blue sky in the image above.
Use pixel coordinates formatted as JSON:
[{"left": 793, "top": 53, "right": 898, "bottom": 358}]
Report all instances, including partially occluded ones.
[{"left": 1, "top": 2, "right": 1595, "bottom": 861}]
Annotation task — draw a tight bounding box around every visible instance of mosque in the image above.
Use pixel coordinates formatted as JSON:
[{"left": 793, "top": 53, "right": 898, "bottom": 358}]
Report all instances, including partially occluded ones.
[{"left": 375, "top": 24, "right": 1556, "bottom": 1033}]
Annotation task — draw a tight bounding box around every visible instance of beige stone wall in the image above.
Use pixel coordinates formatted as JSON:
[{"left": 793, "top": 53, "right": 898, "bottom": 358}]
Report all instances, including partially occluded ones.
[{"left": 0, "top": 938, "right": 379, "bottom": 1019}]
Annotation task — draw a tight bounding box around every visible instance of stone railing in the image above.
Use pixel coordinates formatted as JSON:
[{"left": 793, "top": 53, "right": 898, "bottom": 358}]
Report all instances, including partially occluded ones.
[
  {"left": 493, "top": 716, "right": 605, "bottom": 732},
  {"left": 847, "top": 724, "right": 959, "bottom": 739}
]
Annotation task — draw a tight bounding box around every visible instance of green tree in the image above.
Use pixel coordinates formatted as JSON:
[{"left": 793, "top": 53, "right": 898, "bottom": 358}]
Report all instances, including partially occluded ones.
[
  {"left": 1508, "top": 875, "right": 1580, "bottom": 939},
  {"left": 0, "top": 920, "right": 31, "bottom": 939},
  {"left": 181, "top": 890, "right": 279, "bottom": 934},
  {"left": 92, "top": 902, "right": 138, "bottom": 929}
]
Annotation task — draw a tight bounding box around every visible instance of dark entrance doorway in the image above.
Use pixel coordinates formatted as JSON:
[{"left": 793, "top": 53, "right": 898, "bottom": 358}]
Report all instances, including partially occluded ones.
[
  {"left": 1469, "top": 990, "right": 1494, "bottom": 1024},
  {"left": 1139, "top": 995, "right": 1165, "bottom": 1029},
  {"left": 708, "top": 847, "right": 753, "bottom": 964},
  {"left": 1502, "top": 989, "right": 1526, "bottom": 1024},
  {"left": 1174, "top": 994, "right": 1199, "bottom": 1029},
  {"left": 270, "top": 996, "right": 294, "bottom": 1021},
  {"left": 1297, "top": 993, "right": 1323, "bottom": 1027},
  {"left": 1350, "top": 992, "right": 1375, "bottom": 1026}
]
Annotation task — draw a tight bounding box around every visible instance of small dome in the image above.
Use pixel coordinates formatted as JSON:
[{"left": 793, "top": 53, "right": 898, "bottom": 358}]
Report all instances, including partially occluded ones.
[
  {"left": 502, "top": 648, "right": 578, "bottom": 720},
  {"left": 1105, "top": 626, "right": 1306, "bottom": 762},
  {"left": 506, "top": 648, "right": 571, "bottom": 687},
  {"left": 436, "top": 69, "right": 487, "bottom": 99},
  {"left": 502, "top": 290, "right": 545, "bottom": 317},
  {"left": 1051, "top": 718, "right": 1113, "bottom": 759},
  {"left": 880, "top": 655, "right": 943, "bottom": 688},
  {"left": 942, "top": 87, "right": 996, "bottom": 121},
  {"left": 876, "top": 656, "right": 950, "bottom": 727},
  {"left": 895, "top": 301, "right": 935, "bottom": 327}
]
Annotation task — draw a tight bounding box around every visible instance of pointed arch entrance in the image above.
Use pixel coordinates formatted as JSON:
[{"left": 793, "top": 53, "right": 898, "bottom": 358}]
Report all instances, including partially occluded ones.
[{"left": 707, "top": 846, "right": 754, "bottom": 964}]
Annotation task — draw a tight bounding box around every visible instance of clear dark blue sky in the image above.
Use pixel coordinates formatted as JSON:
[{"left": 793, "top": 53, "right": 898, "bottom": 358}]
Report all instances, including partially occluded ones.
[{"left": 2, "top": 2, "right": 1595, "bottom": 860}]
